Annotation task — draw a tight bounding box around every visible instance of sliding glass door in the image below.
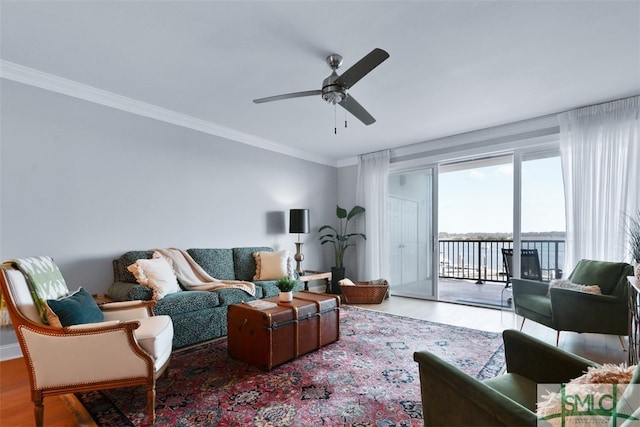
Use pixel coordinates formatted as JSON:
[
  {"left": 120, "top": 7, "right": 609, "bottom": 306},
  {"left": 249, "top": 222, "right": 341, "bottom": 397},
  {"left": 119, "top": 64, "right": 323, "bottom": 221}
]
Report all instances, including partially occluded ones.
[
  {"left": 388, "top": 168, "right": 437, "bottom": 299},
  {"left": 387, "top": 149, "right": 565, "bottom": 308}
]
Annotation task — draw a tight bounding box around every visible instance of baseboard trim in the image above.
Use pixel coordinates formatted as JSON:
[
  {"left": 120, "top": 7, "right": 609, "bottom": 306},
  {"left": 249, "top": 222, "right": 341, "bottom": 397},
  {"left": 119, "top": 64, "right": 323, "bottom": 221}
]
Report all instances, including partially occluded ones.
[{"left": 0, "top": 343, "right": 22, "bottom": 361}]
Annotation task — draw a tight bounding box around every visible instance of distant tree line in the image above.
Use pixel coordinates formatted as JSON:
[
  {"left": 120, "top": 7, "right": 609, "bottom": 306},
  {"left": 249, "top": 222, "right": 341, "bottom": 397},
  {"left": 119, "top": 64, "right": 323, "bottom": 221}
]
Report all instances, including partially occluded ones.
[{"left": 439, "top": 231, "right": 566, "bottom": 241}]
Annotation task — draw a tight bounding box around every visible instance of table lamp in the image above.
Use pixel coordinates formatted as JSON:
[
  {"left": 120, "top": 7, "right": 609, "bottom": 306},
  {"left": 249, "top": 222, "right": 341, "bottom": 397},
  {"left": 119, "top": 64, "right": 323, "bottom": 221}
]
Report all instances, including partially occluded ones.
[{"left": 289, "top": 209, "right": 310, "bottom": 275}]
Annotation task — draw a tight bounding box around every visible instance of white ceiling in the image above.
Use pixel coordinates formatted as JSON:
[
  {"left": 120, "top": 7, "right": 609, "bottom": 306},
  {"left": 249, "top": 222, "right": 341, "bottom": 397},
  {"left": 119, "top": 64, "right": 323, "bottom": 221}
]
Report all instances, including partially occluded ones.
[{"left": 1, "top": 1, "right": 639, "bottom": 166}]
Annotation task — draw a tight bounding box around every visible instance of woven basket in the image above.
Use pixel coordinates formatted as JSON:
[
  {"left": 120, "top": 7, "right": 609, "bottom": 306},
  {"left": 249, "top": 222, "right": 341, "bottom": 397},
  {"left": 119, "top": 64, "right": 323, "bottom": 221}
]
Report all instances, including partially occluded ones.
[{"left": 340, "top": 282, "right": 389, "bottom": 304}]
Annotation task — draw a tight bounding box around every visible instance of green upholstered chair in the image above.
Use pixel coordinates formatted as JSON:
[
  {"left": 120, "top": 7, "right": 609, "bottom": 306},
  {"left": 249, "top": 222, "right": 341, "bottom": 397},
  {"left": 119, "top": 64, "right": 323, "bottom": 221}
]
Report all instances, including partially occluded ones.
[
  {"left": 511, "top": 259, "right": 633, "bottom": 346},
  {"left": 414, "top": 329, "right": 640, "bottom": 426}
]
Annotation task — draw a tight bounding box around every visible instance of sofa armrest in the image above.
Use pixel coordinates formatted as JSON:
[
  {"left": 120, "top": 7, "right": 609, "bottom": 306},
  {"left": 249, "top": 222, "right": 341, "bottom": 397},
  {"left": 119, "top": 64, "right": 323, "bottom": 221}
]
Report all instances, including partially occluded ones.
[
  {"left": 292, "top": 278, "right": 305, "bottom": 292},
  {"left": 503, "top": 329, "right": 597, "bottom": 383},
  {"left": 108, "top": 281, "right": 153, "bottom": 301},
  {"left": 413, "top": 350, "right": 536, "bottom": 426}
]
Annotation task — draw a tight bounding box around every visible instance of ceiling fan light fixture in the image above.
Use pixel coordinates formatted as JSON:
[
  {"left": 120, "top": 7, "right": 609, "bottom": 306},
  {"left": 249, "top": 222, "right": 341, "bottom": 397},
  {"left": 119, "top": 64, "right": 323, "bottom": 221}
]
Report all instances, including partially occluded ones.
[{"left": 321, "top": 84, "right": 346, "bottom": 105}]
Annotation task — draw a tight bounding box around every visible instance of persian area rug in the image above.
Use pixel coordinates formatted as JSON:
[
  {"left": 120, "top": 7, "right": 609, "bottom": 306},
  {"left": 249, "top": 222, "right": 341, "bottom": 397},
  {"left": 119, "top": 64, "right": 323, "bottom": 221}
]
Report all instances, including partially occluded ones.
[{"left": 76, "top": 306, "right": 505, "bottom": 427}]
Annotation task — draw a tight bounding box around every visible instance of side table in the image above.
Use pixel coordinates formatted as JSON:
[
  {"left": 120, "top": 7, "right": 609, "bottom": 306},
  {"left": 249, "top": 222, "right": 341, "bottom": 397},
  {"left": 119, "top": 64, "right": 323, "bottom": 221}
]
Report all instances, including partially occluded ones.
[
  {"left": 299, "top": 270, "right": 332, "bottom": 292},
  {"left": 93, "top": 293, "right": 113, "bottom": 305},
  {"left": 628, "top": 276, "right": 639, "bottom": 365}
]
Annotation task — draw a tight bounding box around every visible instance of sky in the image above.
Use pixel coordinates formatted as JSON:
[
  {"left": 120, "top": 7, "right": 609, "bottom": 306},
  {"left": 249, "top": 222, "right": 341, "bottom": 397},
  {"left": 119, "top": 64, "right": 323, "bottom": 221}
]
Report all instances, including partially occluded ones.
[{"left": 438, "top": 157, "right": 566, "bottom": 234}]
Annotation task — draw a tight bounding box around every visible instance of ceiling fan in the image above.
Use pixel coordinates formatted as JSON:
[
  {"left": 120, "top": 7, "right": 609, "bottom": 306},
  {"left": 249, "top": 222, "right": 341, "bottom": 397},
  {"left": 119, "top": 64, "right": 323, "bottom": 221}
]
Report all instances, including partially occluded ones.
[{"left": 253, "top": 48, "right": 389, "bottom": 126}]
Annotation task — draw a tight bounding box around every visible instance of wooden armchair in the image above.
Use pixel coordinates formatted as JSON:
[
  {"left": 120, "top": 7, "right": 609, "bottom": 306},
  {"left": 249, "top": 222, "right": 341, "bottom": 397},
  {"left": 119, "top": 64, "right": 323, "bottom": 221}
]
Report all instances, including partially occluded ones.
[{"left": 0, "top": 259, "right": 174, "bottom": 426}]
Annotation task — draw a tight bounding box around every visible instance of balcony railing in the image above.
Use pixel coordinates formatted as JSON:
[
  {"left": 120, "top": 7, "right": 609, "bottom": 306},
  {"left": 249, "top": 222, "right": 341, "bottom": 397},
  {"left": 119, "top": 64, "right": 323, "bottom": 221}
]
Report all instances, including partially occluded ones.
[{"left": 439, "top": 239, "right": 565, "bottom": 284}]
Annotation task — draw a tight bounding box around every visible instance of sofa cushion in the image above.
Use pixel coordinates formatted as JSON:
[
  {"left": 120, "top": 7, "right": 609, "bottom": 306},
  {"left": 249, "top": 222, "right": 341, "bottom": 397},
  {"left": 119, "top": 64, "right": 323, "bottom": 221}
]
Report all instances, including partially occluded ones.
[
  {"left": 215, "top": 287, "right": 257, "bottom": 306},
  {"left": 233, "top": 247, "right": 272, "bottom": 282},
  {"left": 187, "top": 248, "right": 235, "bottom": 280},
  {"left": 130, "top": 284, "right": 154, "bottom": 301},
  {"left": 153, "top": 290, "right": 220, "bottom": 315},
  {"left": 115, "top": 250, "right": 154, "bottom": 283},
  {"left": 569, "top": 259, "right": 630, "bottom": 295}
]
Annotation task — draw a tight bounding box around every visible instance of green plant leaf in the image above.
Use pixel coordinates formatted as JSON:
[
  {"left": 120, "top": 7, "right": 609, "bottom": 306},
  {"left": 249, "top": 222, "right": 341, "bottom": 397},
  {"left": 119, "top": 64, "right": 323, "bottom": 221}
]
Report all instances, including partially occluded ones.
[
  {"left": 347, "top": 205, "right": 365, "bottom": 220},
  {"left": 318, "top": 205, "right": 366, "bottom": 269},
  {"left": 319, "top": 225, "right": 337, "bottom": 233}
]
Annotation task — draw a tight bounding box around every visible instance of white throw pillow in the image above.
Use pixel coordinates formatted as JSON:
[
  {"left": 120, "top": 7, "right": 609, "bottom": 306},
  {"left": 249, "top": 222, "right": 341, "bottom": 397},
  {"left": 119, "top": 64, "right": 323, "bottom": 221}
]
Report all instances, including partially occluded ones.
[
  {"left": 127, "top": 257, "right": 181, "bottom": 300},
  {"left": 253, "top": 250, "right": 291, "bottom": 281}
]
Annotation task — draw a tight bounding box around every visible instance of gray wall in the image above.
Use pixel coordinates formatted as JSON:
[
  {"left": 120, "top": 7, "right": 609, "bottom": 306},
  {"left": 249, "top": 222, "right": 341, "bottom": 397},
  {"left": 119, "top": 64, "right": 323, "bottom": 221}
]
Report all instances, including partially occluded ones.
[
  {"left": 1, "top": 79, "right": 337, "bottom": 303},
  {"left": 336, "top": 165, "right": 359, "bottom": 278}
]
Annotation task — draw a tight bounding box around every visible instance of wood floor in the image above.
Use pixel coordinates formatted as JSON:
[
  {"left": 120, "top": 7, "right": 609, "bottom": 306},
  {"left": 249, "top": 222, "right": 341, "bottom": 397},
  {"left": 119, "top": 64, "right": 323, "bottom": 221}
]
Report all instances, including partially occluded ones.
[{"left": 0, "top": 296, "right": 628, "bottom": 426}]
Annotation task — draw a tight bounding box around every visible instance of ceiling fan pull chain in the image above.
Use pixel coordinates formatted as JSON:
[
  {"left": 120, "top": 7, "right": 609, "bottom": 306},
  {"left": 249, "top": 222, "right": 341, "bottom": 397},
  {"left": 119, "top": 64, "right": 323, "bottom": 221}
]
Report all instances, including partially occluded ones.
[
  {"left": 334, "top": 104, "right": 337, "bottom": 134},
  {"left": 344, "top": 95, "right": 348, "bottom": 128}
]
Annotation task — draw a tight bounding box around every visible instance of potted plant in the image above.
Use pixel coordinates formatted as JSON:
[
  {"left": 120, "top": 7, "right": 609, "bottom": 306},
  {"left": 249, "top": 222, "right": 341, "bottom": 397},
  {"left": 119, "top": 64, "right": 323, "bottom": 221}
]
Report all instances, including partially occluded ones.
[
  {"left": 276, "top": 276, "right": 297, "bottom": 302},
  {"left": 319, "top": 205, "right": 366, "bottom": 294},
  {"left": 629, "top": 208, "right": 640, "bottom": 280}
]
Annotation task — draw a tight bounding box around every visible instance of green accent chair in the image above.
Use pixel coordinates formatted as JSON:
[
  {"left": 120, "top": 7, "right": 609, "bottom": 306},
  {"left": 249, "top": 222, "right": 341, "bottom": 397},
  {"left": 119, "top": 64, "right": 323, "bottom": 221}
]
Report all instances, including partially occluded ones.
[
  {"left": 414, "top": 329, "right": 640, "bottom": 426},
  {"left": 511, "top": 259, "right": 633, "bottom": 346}
]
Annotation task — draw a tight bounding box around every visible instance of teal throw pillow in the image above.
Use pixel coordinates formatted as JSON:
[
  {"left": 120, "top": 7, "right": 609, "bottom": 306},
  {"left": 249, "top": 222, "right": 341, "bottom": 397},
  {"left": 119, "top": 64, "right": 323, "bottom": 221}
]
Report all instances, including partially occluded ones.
[{"left": 47, "top": 287, "right": 104, "bottom": 326}]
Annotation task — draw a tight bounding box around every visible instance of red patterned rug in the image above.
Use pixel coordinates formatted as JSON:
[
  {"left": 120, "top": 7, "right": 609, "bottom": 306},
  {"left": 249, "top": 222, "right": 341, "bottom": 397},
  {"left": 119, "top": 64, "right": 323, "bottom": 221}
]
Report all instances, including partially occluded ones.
[{"left": 76, "top": 306, "right": 505, "bottom": 426}]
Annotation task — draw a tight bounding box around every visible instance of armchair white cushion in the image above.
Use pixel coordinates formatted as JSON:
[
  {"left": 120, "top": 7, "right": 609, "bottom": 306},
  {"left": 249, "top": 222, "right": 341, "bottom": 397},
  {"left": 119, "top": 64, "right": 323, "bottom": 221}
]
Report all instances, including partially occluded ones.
[{"left": 0, "top": 261, "right": 173, "bottom": 425}]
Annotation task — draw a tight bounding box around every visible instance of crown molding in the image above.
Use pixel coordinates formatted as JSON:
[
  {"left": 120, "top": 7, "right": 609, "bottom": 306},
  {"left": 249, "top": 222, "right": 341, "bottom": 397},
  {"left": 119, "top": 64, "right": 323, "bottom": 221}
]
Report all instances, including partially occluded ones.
[{"left": 0, "top": 60, "right": 337, "bottom": 167}]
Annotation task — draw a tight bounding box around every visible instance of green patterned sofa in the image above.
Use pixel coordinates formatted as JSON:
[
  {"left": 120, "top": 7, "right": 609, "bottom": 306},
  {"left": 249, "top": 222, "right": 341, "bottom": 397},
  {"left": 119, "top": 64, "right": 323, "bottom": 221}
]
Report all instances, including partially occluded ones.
[{"left": 107, "top": 247, "right": 304, "bottom": 349}]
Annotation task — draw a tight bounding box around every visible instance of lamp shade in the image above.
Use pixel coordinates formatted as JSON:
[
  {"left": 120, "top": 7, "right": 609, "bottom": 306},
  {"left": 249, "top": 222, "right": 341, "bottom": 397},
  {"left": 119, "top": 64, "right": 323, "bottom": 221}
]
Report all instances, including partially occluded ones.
[{"left": 289, "top": 209, "right": 310, "bottom": 234}]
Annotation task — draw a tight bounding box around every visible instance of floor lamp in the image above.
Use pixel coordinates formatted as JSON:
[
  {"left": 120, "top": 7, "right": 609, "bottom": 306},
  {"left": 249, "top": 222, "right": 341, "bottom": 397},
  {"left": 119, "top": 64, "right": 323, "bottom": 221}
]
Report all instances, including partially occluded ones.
[{"left": 289, "top": 209, "right": 310, "bottom": 275}]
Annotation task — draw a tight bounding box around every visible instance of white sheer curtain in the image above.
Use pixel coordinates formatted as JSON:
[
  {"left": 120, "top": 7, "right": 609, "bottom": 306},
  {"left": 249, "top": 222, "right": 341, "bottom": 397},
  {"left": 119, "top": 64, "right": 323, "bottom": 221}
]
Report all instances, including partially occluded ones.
[
  {"left": 356, "top": 150, "right": 390, "bottom": 281},
  {"left": 558, "top": 96, "right": 640, "bottom": 270}
]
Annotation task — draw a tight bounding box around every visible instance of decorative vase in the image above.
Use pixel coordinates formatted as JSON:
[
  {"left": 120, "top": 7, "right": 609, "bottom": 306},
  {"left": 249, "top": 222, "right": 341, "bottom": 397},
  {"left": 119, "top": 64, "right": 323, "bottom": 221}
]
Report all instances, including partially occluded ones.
[{"left": 279, "top": 291, "right": 293, "bottom": 302}]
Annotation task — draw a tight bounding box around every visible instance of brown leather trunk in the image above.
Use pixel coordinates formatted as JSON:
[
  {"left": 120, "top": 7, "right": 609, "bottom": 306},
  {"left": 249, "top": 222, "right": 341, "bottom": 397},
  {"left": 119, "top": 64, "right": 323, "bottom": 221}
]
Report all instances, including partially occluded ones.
[{"left": 227, "top": 291, "right": 340, "bottom": 370}]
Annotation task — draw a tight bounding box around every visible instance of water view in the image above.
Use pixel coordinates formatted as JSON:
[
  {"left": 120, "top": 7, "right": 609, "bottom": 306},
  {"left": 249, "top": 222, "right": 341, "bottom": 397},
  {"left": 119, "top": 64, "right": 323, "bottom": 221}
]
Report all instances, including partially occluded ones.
[{"left": 439, "top": 232, "right": 566, "bottom": 284}]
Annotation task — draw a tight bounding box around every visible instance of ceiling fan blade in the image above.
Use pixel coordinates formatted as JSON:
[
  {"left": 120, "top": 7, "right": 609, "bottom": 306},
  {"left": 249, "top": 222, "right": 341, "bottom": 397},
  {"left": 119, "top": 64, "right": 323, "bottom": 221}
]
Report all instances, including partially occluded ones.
[
  {"left": 334, "top": 48, "right": 389, "bottom": 89},
  {"left": 339, "top": 95, "right": 375, "bottom": 125},
  {"left": 253, "top": 90, "right": 322, "bottom": 104}
]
